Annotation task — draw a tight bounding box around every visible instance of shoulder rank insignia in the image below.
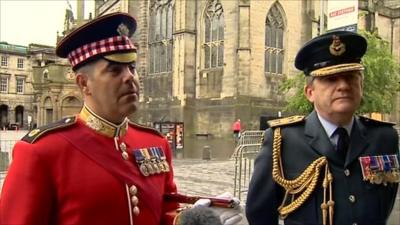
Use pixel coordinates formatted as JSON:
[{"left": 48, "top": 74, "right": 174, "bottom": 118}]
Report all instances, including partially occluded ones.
[
  {"left": 22, "top": 116, "right": 77, "bottom": 143},
  {"left": 128, "top": 121, "right": 164, "bottom": 138},
  {"left": 268, "top": 115, "right": 305, "bottom": 128},
  {"left": 358, "top": 116, "right": 395, "bottom": 126}
]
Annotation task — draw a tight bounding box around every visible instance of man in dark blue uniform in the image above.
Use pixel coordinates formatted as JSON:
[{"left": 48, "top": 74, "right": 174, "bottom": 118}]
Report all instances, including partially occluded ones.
[{"left": 246, "top": 31, "right": 400, "bottom": 225}]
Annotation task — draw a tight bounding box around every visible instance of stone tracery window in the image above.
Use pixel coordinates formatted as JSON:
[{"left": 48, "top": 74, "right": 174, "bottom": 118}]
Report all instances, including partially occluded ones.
[
  {"left": 148, "top": 0, "right": 174, "bottom": 75},
  {"left": 265, "top": 3, "right": 285, "bottom": 75},
  {"left": 203, "top": 0, "right": 224, "bottom": 69}
]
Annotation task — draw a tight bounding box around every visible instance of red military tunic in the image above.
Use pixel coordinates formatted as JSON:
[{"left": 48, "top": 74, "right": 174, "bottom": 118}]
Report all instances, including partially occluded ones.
[{"left": 0, "top": 107, "right": 179, "bottom": 225}]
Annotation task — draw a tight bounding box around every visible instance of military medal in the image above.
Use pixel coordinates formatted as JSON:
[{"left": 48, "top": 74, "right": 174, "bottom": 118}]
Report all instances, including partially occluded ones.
[
  {"left": 158, "top": 148, "right": 170, "bottom": 172},
  {"left": 139, "top": 163, "right": 150, "bottom": 176},
  {"left": 370, "top": 156, "right": 383, "bottom": 184},
  {"left": 148, "top": 148, "right": 161, "bottom": 174},
  {"left": 359, "top": 156, "right": 371, "bottom": 181},
  {"left": 141, "top": 148, "right": 156, "bottom": 175},
  {"left": 359, "top": 154, "right": 400, "bottom": 185},
  {"left": 153, "top": 147, "right": 166, "bottom": 172},
  {"left": 133, "top": 149, "right": 149, "bottom": 176},
  {"left": 390, "top": 155, "right": 400, "bottom": 182}
]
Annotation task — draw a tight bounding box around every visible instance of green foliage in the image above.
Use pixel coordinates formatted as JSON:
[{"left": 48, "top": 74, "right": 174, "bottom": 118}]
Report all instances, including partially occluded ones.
[
  {"left": 279, "top": 30, "right": 400, "bottom": 115},
  {"left": 278, "top": 72, "right": 312, "bottom": 114},
  {"left": 359, "top": 30, "right": 400, "bottom": 114}
]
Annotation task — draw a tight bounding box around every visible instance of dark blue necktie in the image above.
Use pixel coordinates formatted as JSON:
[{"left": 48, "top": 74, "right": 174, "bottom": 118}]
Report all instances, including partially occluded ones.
[{"left": 335, "top": 127, "right": 349, "bottom": 159}]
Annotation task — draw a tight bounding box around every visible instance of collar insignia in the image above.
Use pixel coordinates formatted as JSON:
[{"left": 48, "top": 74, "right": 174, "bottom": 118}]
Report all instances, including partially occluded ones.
[
  {"left": 86, "top": 115, "right": 104, "bottom": 131},
  {"left": 79, "top": 105, "right": 128, "bottom": 138},
  {"left": 329, "top": 35, "right": 346, "bottom": 56}
]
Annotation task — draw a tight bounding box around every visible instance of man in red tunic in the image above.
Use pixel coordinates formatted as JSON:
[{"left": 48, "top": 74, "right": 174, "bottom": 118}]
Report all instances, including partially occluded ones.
[{"left": 0, "top": 12, "right": 241, "bottom": 225}]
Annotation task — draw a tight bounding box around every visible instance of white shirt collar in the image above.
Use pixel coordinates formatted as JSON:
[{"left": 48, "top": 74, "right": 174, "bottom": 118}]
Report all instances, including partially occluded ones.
[{"left": 317, "top": 113, "right": 354, "bottom": 138}]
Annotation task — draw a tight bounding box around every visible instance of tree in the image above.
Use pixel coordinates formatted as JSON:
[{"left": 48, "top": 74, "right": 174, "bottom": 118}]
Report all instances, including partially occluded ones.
[{"left": 279, "top": 30, "right": 400, "bottom": 115}]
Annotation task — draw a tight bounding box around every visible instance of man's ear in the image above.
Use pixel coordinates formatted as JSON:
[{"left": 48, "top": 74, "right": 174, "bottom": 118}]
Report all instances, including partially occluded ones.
[
  {"left": 76, "top": 73, "right": 90, "bottom": 95},
  {"left": 304, "top": 84, "right": 314, "bottom": 102}
]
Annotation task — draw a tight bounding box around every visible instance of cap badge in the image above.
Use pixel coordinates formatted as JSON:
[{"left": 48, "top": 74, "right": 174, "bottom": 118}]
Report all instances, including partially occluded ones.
[
  {"left": 117, "top": 23, "right": 130, "bottom": 37},
  {"left": 329, "top": 35, "right": 346, "bottom": 56}
]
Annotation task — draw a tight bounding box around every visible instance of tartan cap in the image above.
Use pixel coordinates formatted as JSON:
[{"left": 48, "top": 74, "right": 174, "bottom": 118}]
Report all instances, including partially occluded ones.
[
  {"left": 56, "top": 12, "right": 137, "bottom": 70},
  {"left": 295, "top": 31, "right": 367, "bottom": 77}
]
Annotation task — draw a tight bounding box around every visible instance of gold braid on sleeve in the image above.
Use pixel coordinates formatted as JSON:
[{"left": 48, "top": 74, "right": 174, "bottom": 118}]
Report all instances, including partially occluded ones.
[{"left": 272, "top": 127, "right": 334, "bottom": 225}]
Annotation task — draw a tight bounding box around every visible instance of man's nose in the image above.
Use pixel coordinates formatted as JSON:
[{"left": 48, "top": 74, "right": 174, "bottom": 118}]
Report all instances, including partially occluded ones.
[
  {"left": 123, "top": 67, "right": 135, "bottom": 82},
  {"left": 337, "top": 77, "right": 351, "bottom": 89}
]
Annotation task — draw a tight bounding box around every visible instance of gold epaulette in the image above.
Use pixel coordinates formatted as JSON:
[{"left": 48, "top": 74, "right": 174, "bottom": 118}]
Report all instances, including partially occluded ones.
[
  {"left": 359, "top": 116, "right": 395, "bottom": 126},
  {"left": 268, "top": 115, "right": 305, "bottom": 128},
  {"left": 22, "top": 116, "right": 77, "bottom": 143},
  {"left": 128, "top": 121, "right": 165, "bottom": 138}
]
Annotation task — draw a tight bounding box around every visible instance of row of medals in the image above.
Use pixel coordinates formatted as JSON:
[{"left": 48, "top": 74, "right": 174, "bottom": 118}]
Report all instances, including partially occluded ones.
[
  {"left": 359, "top": 154, "right": 400, "bottom": 185},
  {"left": 120, "top": 142, "right": 170, "bottom": 176}
]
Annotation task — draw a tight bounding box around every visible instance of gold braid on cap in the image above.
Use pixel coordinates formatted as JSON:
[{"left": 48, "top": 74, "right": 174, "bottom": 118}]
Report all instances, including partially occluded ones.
[
  {"left": 272, "top": 127, "right": 334, "bottom": 225},
  {"left": 310, "top": 63, "right": 364, "bottom": 77}
]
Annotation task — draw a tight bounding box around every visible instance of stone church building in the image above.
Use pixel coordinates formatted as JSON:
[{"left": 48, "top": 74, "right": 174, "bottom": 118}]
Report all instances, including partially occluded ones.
[{"left": 1, "top": 0, "right": 399, "bottom": 158}]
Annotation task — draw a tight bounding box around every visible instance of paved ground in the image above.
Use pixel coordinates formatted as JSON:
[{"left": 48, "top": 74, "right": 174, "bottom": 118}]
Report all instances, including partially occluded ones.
[
  {"left": 173, "top": 159, "right": 400, "bottom": 225},
  {"left": 1, "top": 158, "right": 399, "bottom": 225},
  {"left": 1, "top": 131, "right": 399, "bottom": 225}
]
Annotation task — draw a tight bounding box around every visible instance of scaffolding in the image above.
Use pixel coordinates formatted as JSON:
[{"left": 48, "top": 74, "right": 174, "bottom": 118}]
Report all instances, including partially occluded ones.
[{"left": 231, "top": 130, "right": 264, "bottom": 201}]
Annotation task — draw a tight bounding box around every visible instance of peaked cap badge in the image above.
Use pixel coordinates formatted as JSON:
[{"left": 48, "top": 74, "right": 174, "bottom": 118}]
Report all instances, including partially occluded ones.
[
  {"left": 329, "top": 35, "right": 346, "bottom": 56},
  {"left": 117, "top": 23, "right": 130, "bottom": 37}
]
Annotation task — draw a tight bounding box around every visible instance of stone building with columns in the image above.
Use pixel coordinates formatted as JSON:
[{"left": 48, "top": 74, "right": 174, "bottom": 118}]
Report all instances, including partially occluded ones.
[
  {"left": 90, "top": 0, "right": 400, "bottom": 157},
  {"left": 1, "top": 0, "right": 398, "bottom": 158},
  {"left": 0, "top": 42, "right": 83, "bottom": 129},
  {"left": 0, "top": 42, "right": 34, "bottom": 129}
]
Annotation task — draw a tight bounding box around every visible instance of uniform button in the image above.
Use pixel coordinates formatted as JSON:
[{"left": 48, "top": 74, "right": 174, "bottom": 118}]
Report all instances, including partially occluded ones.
[
  {"left": 349, "top": 195, "right": 356, "bottom": 203},
  {"left": 131, "top": 196, "right": 139, "bottom": 205},
  {"left": 133, "top": 206, "right": 140, "bottom": 216},
  {"left": 129, "top": 185, "right": 137, "bottom": 195},
  {"left": 352, "top": 223, "right": 357, "bottom": 225},
  {"left": 344, "top": 169, "right": 350, "bottom": 176}
]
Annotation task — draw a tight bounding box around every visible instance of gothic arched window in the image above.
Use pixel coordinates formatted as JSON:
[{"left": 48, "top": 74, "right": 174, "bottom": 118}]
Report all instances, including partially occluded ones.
[
  {"left": 203, "top": 0, "right": 224, "bottom": 69},
  {"left": 265, "top": 3, "right": 285, "bottom": 75},
  {"left": 149, "top": 0, "right": 174, "bottom": 74}
]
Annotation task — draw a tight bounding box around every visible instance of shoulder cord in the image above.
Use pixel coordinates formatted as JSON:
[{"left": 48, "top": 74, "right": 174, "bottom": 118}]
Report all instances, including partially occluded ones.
[{"left": 271, "top": 127, "right": 334, "bottom": 225}]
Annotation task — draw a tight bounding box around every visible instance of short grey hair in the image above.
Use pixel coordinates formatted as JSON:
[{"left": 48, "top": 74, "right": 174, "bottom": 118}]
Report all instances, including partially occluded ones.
[
  {"left": 305, "top": 76, "right": 314, "bottom": 86},
  {"left": 75, "top": 60, "right": 97, "bottom": 77}
]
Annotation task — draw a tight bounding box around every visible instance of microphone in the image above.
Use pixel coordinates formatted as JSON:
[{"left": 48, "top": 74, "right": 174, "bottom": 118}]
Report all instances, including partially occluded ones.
[{"left": 180, "top": 207, "right": 222, "bottom": 225}]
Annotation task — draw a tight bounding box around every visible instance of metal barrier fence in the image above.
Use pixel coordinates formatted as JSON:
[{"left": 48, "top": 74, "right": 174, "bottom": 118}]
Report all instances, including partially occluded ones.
[
  {"left": 0, "top": 131, "right": 26, "bottom": 172},
  {"left": 0, "top": 140, "right": 18, "bottom": 172},
  {"left": 232, "top": 130, "right": 264, "bottom": 201}
]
